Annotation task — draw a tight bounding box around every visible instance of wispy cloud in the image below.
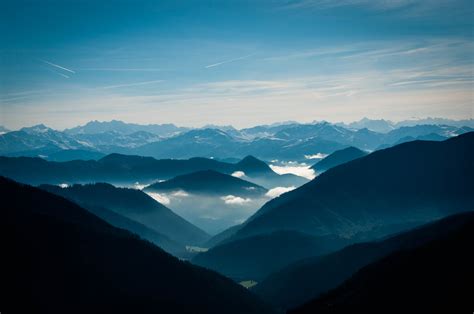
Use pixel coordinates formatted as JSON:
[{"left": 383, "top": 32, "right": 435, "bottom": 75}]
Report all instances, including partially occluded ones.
[
  {"left": 281, "top": 0, "right": 416, "bottom": 11},
  {"left": 55, "top": 71, "right": 70, "bottom": 79},
  {"left": 40, "top": 59, "right": 76, "bottom": 74},
  {"left": 205, "top": 53, "right": 255, "bottom": 68},
  {"left": 79, "top": 68, "right": 166, "bottom": 72},
  {"left": 97, "top": 79, "right": 164, "bottom": 90},
  {"left": 277, "top": 0, "right": 473, "bottom": 20}
]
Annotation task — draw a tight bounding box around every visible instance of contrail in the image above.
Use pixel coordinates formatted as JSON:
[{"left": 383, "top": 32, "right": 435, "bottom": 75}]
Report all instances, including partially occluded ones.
[
  {"left": 40, "top": 59, "right": 76, "bottom": 73},
  {"left": 205, "top": 53, "right": 255, "bottom": 69},
  {"left": 44, "top": 67, "right": 70, "bottom": 79}
]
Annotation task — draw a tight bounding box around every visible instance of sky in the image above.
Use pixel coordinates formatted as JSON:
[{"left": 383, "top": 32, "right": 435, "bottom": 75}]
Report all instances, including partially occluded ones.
[{"left": 0, "top": 0, "right": 473, "bottom": 130}]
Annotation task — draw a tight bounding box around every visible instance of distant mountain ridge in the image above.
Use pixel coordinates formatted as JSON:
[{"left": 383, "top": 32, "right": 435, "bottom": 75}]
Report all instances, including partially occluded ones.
[
  {"left": 0, "top": 153, "right": 305, "bottom": 189},
  {"left": 227, "top": 132, "right": 474, "bottom": 243},
  {"left": 1, "top": 119, "right": 472, "bottom": 161},
  {"left": 311, "top": 146, "right": 367, "bottom": 172},
  {"left": 145, "top": 170, "right": 267, "bottom": 197},
  {"left": 338, "top": 117, "right": 474, "bottom": 132},
  {"left": 64, "top": 120, "right": 189, "bottom": 136}
]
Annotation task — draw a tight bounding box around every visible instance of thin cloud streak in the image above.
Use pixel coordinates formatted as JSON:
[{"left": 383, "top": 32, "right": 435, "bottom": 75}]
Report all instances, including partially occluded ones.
[
  {"left": 40, "top": 59, "right": 76, "bottom": 74},
  {"left": 79, "top": 68, "right": 166, "bottom": 72},
  {"left": 97, "top": 79, "right": 164, "bottom": 90},
  {"left": 205, "top": 53, "right": 255, "bottom": 68}
]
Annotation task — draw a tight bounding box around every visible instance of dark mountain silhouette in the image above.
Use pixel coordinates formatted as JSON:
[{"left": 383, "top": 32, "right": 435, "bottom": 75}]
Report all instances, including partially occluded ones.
[
  {"left": 235, "top": 155, "right": 271, "bottom": 175},
  {"left": 39, "top": 185, "right": 184, "bottom": 255},
  {"left": 0, "top": 177, "right": 274, "bottom": 314},
  {"left": 203, "top": 224, "right": 243, "bottom": 248},
  {"left": 228, "top": 132, "right": 474, "bottom": 242},
  {"left": 192, "top": 231, "right": 348, "bottom": 282},
  {"left": 311, "top": 146, "right": 367, "bottom": 172},
  {"left": 289, "top": 213, "right": 474, "bottom": 314},
  {"left": 233, "top": 155, "right": 308, "bottom": 188},
  {"left": 39, "top": 183, "right": 209, "bottom": 246},
  {"left": 0, "top": 153, "right": 304, "bottom": 188},
  {"left": 253, "top": 211, "right": 474, "bottom": 311},
  {"left": 46, "top": 149, "right": 106, "bottom": 161},
  {"left": 145, "top": 170, "right": 267, "bottom": 197}
]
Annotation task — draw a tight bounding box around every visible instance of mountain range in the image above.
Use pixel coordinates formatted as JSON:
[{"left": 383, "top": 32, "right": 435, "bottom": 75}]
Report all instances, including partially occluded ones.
[
  {"left": 1, "top": 119, "right": 472, "bottom": 162},
  {"left": 64, "top": 120, "right": 189, "bottom": 136},
  {"left": 224, "top": 132, "right": 474, "bottom": 244},
  {"left": 0, "top": 153, "right": 305, "bottom": 188},
  {"left": 337, "top": 117, "right": 474, "bottom": 133},
  {"left": 1, "top": 125, "right": 472, "bottom": 313}
]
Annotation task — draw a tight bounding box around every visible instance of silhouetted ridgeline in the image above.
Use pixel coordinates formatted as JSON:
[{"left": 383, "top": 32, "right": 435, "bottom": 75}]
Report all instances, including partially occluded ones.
[
  {"left": 0, "top": 153, "right": 306, "bottom": 188},
  {"left": 192, "top": 230, "right": 348, "bottom": 281},
  {"left": 229, "top": 132, "right": 474, "bottom": 242},
  {"left": 311, "top": 146, "right": 367, "bottom": 172},
  {"left": 289, "top": 213, "right": 474, "bottom": 314},
  {"left": 254, "top": 211, "right": 474, "bottom": 311},
  {"left": 0, "top": 177, "right": 275, "bottom": 314},
  {"left": 145, "top": 169, "right": 267, "bottom": 197},
  {"left": 39, "top": 183, "right": 209, "bottom": 246},
  {"left": 39, "top": 184, "right": 186, "bottom": 255}
]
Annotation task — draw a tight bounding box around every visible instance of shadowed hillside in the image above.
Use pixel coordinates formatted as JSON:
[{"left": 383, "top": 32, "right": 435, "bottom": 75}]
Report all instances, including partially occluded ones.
[
  {"left": 311, "top": 146, "right": 367, "bottom": 172},
  {"left": 39, "top": 183, "right": 209, "bottom": 246},
  {"left": 0, "top": 177, "right": 275, "bottom": 314},
  {"left": 230, "top": 132, "right": 474, "bottom": 242},
  {"left": 253, "top": 211, "right": 474, "bottom": 311},
  {"left": 193, "top": 230, "right": 348, "bottom": 281},
  {"left": 145, "top": 170, "right": 267, "bottom": 197},
  {"left": 289, "top": 213, "right": 474, "bottom": 314}
]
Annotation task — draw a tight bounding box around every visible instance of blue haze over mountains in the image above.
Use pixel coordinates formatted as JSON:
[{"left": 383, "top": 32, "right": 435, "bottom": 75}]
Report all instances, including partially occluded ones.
[{"left": 1, "top": 120, "right": 473, "bottom": 313}]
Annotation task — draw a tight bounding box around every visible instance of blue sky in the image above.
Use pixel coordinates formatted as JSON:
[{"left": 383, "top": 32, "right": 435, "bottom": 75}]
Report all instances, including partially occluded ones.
[{"left": 1, "top": 0, "right": 473, "bottom": 129}]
